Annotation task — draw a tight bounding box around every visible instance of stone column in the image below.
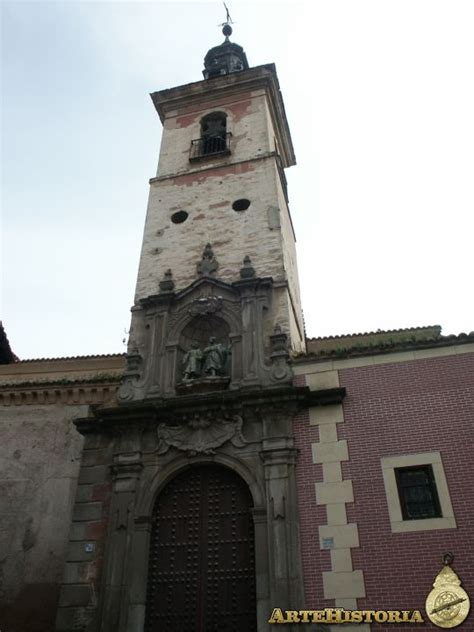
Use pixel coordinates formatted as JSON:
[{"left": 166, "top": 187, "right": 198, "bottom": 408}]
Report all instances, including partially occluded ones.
[
  {"left": 260, "top": 406, "right": 305, "bottom": 612},
  {"left": 252, "top": 507, "right": 270, "bottom": 630},
  {"left": 99, "top": 430, "right": 143, "bottom": 632},
  {"left": 126, "top": 516, "right": 152, "bottom": 631},
  {"left": 234, "top": 277, "right": 272, "bottom": 387}
]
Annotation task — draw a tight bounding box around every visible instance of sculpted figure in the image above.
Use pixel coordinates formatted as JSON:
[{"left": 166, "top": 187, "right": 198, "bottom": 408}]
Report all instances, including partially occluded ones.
[
  {"left": 182, "top": 343, "right": 203, "bottom": 381},
  {"left": 203, "top": 337, "right": 229, "bottom": 376}
]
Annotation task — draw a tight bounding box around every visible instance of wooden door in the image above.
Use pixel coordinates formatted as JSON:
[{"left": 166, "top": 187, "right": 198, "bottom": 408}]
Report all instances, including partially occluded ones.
[{"left": 145, "top": 465, "right": 257, "bottom": 632}]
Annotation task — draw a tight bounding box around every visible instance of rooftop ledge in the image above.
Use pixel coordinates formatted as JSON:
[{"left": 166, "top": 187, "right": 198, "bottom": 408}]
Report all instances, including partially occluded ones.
[{"left": 297, "top": 326, "right": 474, "bottom": 361}]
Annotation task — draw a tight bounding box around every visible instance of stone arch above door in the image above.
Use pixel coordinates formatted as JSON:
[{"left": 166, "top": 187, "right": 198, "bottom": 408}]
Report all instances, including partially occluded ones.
[{"left": 136, "top": 453, "right": 265, "bottom": 517}]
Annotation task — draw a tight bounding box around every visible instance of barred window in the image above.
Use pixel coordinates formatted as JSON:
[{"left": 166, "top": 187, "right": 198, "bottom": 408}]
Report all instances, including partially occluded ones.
[
  {"left": 201, "top": 112, "right": 227, "bottom": 155},
  {"left": 395, "top": 465, "right": 442, "bottom": 520}
]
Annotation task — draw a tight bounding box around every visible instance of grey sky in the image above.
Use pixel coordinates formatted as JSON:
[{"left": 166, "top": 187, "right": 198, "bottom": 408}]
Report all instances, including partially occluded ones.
[{"left": 2, "top": 1, "right": 473, "bottom": 359}]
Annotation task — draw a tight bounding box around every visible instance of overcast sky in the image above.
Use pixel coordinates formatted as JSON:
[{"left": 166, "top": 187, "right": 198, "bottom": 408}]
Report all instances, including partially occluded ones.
[{"left": 2, "top": 0, "right": 473, "bottom": 360}]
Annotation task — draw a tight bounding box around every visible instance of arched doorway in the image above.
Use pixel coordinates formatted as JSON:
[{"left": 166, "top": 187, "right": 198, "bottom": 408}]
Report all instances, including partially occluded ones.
[{"left": 145, "top": 464, "right": 257, "bottom": 631}]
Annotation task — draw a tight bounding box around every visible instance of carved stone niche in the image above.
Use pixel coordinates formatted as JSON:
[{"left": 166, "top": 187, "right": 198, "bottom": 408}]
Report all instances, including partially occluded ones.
[
  {"left": 176, "top": 312, "right": 231, "bottom": 394},
  {"left": 117, "top": 274, "right": 294, "bottom": 403},
  {"left": 118, "top": 278, "right": 243, "bottom": 402}
]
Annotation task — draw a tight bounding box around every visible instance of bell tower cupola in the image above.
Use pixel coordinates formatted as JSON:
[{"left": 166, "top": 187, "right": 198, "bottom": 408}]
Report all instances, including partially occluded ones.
[{"left": 203, "top": 24, "right": 249, "bottom": 78}]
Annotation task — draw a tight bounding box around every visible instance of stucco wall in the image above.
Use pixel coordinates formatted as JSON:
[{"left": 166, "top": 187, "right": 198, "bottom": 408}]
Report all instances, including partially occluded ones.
[
  {"left": 0, "top": 404, "right": 86, "bottom": 632},
  {"left": 0, "top": 355, "right": 123, "bottom": 632}
]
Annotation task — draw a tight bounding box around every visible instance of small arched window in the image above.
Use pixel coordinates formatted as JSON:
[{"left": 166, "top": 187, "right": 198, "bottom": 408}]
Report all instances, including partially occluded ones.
[
  {"left": 190, "top": 112, "right": 230, "bottom": 160},
  {"left": 201, "top": 112, "right": 227, "bottom": 154}
]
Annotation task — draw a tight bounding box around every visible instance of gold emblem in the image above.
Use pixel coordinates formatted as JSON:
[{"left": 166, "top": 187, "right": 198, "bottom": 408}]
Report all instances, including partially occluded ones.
[{"left": 426, "top": 554, "right": 470, "bottom": 628}]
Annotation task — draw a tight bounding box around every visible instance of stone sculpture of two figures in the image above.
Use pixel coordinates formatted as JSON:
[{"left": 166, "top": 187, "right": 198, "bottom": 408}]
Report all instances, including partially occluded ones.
[{"left": 183, "top": 337, "right": 230, "bottom": 381}]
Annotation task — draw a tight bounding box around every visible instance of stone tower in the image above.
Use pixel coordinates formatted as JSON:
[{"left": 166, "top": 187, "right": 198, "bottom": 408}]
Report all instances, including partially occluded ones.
[
  {"left": 118, "top": 25, "right": 305, "bottom": 403},
  {"left": 56, "top": 27, "right": 321, "bottom": 632}
]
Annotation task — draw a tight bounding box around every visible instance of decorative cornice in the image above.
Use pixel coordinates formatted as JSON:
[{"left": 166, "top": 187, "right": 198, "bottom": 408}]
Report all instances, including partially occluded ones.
[
  {"left": 149, "top": 152, "right": 278, "bottom": 185},
  {"left": 73, "top": 384, "right": 345, "bottom": 435},
  {"left": 0, "top": 379, "right": 121, "bottom": 407}
]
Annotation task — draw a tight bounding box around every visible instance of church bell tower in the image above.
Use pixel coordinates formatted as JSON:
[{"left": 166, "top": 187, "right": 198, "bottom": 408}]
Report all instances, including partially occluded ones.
[
  {"left": 118, "top": 23, "right": 305, "bottom": 402},
  {"left": 58, "top": 24, "right": 311, "bottom": 632}
]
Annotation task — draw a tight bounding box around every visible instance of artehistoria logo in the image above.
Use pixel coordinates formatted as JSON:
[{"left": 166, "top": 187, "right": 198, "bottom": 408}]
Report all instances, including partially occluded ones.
[
  {"left": 425, "top": 555, "right": 470, "bottom": 628},
  {"left": 268, "top": 608, "right": 424, "bottom": 624}
]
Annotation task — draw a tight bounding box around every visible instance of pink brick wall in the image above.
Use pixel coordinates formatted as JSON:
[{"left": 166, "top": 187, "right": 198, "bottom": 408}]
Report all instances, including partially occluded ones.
[
  {"left": 296, "top": 351, "right": 474, "bottom": 630},
  {"left": 293, "top": 408, "right": 333, "bottom": 608}
]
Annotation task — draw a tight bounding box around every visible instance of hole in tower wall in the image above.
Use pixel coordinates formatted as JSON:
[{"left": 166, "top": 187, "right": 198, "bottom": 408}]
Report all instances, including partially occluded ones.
[
  {"left": 232, "top": 199, "right": 251, "bottom": 212},
  {"left": 171, "top": 210, "right": 189, "bottom": 224}
]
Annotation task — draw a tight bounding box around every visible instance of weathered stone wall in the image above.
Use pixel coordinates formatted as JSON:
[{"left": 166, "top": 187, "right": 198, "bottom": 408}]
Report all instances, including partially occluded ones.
[
  {"left": 137, "top": 157, "right": 285, "bottom": 297},
  {"left": 135, "top": 152, "right": 305, "bottom": 352},
  {"left": 135, "top": 76, "right": 305, "bottom": 352},
  {"left": 55, "top": 432, "right": 114, "bottom": 632},
  {"left": 0, "top": 403, "right": 86, "bottom": 632},
  {"left": 0, "top": 355, "right": 124, "bottom": 632},
  {"left": 273, "top": 160, "right": 305, "bottom": 350},
  {"left": 156, "top": 89, "right": 273, "bottom": 178}
]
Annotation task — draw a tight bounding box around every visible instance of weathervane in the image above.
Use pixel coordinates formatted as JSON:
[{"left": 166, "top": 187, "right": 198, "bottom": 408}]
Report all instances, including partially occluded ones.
[{"left": 219, "top": 2, "right": 234, "bottom": 38}]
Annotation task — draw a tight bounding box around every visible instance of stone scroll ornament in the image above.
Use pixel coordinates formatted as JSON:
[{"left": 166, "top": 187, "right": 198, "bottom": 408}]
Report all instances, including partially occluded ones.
[{"left": 157, "top": 413, "right": 247, "bottom": 456}]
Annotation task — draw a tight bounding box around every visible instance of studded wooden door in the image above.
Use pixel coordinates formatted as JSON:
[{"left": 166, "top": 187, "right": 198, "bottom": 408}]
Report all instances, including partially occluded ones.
[{"left": 145, "top": 465, "right": 257, "bottom": 632}]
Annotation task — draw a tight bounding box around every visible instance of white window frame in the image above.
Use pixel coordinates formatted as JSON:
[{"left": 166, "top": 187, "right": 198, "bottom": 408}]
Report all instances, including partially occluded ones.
[{"left": 381, "top": 452, "right": 456, "bottom": 533}]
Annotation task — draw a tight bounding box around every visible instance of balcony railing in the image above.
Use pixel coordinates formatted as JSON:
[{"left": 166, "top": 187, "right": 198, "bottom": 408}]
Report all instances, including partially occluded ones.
[{"left": 189, "top": 133, "right": 232, "bottom": 161}]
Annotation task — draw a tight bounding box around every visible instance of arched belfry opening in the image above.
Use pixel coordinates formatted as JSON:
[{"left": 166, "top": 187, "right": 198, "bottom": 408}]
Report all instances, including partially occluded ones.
[
  {"left": 145, "top": 464, "right": 257, "bottom": 632},
  {"left": 201, "top": 111, "right": 228, "bottom": 155}
]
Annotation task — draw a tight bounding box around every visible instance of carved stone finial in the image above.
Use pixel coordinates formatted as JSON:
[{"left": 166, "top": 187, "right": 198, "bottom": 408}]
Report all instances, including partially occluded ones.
[
  {"left": 269, "top": 324, "right": 292, "bottom": 382},
  {"left": 270, "top": 324, "right": 288, "bottom": 353},
  {"left": 197, "top": 243, "right": 218, "bottom": 277},
  {"left": 240, "top": 255, "right": 256, "bottom": 279},
  {"left": 159, "top": 269, "right": 175, "bottom": 293},
  {"left": 125, "top": 347, "right": 142, "bottom": 373},
  {"left": 117, "top": 347, "right": 143, "bottom": 402}
]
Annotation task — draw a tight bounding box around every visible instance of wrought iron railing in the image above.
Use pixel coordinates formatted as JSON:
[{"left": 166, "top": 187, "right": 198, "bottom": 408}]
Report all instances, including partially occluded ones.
[{"left": 189, "top": 133, "right": 232, "bottom": 161}]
